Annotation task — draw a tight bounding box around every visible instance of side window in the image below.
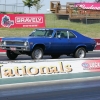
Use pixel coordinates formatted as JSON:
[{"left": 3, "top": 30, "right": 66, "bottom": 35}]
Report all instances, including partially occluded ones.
[
  {"left": 60, "top": 31, "right": 67, "bottom": 38},
  {"left": 54, "top": 30, "right": 68, "bottom": 38},
  {"left": 68, "top": 31, "right": 76, "bottom": 38},
  {"left": 54, "top": 31, "right": 61, "bottom": 38}
]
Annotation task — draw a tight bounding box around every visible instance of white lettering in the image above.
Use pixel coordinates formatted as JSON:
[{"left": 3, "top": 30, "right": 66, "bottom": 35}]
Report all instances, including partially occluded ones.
[
  {"left": 89, "top": 62, "right": 100, "bottom": 69},
  {"left": 16, "top": 18, "right": 21, "bottom": 23},
  {"left": 96, "top": 42, "right": 100, "bottom": 46},
  {"left": 78, "top": 4, "right": 100, "bottom": 10},
  {"left": 15, "top": 17, "right": 43, "bottom": 24}
]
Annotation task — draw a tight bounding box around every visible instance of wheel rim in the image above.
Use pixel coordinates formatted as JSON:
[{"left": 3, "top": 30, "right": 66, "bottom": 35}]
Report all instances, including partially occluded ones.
[
  {"left": 34, "top": 49, "right": 42, "bottom": 59},
  {"left": 78, "top": 49, "right": 85, "bottom": 58}
]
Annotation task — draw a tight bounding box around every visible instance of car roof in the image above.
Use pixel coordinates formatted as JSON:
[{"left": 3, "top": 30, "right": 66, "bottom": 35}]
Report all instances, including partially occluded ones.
[{"left": 36, "top": 28, "right": 73, "bottom": 31}]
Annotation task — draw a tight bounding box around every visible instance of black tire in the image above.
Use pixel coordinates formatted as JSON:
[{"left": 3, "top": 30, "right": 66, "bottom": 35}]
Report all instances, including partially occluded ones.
[
  {"left": 6, "top": 50, "right": 18, "bottom": 60},
  {"left": 31, "top": 47, "right": 43, "bottom": 59},
  {"left": 51, "top": 55, "right": 60, "bottom": 59},
  {"left": 74, "top": 47, "right": 86, "bottom": 58}
]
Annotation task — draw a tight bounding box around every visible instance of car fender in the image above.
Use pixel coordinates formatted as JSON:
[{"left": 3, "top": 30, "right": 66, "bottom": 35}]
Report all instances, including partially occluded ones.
[
  {"left": 75, "top": 44, "right": 87, "bottom": 51},
  {"left": 31, "top": 43, "right": 46, "bottom": 51}
]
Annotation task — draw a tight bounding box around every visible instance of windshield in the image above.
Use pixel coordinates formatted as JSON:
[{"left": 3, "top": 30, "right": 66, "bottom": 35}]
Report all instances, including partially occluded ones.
[{"left": 29, "top": 29, "right": 53, "bottom": 37}]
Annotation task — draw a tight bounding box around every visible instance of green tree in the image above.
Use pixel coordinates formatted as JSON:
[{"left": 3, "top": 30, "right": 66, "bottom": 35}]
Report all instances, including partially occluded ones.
[
  {"left": 33, "top": 0, "right": 44, "bottom": 13},
  {"left": 23, "top": 0, "right": 40, "bottom": 13}
]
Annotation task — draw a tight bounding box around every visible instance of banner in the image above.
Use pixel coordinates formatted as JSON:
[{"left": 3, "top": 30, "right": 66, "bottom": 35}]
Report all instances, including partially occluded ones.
[
  {"left": 1, "top": 59, "right": 100, "bottom": 78},
  {"left": 0, "top": 14, "right": 45, "bottom": 28},
  {"left": 94, "top": 39, "right": 100, "bottom": 50},
  {"left": 75, "top": 3, "right": 100, "bottom": 10}
]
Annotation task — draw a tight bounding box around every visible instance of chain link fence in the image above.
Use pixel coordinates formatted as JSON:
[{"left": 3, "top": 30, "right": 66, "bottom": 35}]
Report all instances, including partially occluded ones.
[
  {"left": 0, "top": 0, "right": 24, "bottom": 13},
  {"left": 0, "top": 4, "right": 24, "bottom": 13}
]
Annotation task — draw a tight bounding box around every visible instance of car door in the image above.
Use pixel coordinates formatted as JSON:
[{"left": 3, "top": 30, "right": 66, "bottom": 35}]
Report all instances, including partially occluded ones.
[
  {"left": 67, "top": 30, "right": 78, "bottom": 53},
  {"left": 50, "top": 29, "right": 71, "bottom": 54}
]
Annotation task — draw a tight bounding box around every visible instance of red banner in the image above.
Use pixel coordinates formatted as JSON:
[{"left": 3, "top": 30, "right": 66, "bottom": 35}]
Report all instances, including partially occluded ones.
[
  {"left": 0, "top": 14, "right": 45, "bottom": 28},
  {"left": 82, "top": 59, "right": 100, "bottom": 72},
  {"left": 94, "top": 39, "right": 100, "bottom": 50},
  {"left": 75, "top": 3, "right": 100, "bottom": 10}
]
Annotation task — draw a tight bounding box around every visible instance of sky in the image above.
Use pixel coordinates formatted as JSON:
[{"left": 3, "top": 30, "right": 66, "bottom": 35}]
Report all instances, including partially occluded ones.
[{"left": 0, "top": 0, "right": 95, "bottom": 13}]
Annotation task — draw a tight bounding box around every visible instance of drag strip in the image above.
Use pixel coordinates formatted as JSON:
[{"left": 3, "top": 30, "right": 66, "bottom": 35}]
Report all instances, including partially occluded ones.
[
  {"left": 0, "top": 77, "right": 100, "bottom": 100},
  {"left": 0, "top": 51, "right": 100, "bottom": 61},
  {"left": 0, "top": 51, "right": 100, "bottom": 100}
]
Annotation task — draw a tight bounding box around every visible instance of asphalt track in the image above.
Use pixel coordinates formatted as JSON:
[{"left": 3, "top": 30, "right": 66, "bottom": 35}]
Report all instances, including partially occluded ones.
[
  {"left": 0, "top": 51, "right": 100, "bottom": 100},
  {"left": 0, "top": 51, "right": 100, "bottom": 61},
  {"left": 0, "top": 77, "right": 100, "bottom": 100}
]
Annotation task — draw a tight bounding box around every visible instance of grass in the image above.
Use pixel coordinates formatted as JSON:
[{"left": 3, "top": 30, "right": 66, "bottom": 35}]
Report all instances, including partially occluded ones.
[{"left": 0, "top": 14, "right": 100, "bottom": 38}]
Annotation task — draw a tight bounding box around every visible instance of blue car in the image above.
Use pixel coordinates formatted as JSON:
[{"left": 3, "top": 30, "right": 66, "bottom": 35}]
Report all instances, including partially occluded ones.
[{"left": 0, "top": 28, "right": 96, "bottom": 60}]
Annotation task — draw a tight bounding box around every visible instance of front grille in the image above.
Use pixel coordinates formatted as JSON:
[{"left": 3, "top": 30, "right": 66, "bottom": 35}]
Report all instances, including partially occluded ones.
[{"left": 6, "top": 41, "right": 24, "bottom": 46}]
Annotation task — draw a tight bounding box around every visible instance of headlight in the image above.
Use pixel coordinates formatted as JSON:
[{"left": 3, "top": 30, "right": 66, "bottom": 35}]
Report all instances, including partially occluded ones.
[
  {"left": 3, "top": 41, "right": 6, "bottom": 45},
  {"left": 24, "top": 42, "right": 28, "bottom": 46}
]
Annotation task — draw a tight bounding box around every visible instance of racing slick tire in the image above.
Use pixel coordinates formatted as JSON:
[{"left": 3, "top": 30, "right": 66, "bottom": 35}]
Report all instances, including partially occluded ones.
[{"left": 6, "top": 50, "right": 18, "bottom": 60}]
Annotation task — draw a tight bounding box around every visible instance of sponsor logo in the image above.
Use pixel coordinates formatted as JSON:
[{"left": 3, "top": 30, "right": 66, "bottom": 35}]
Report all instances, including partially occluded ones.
[
  {"left": 1, "top": 15, "right": 14, "bottom": 27},
  {"left": 15, "top": 16, "right": 43, "bottom": 24},
  {"left": 75, "top": 3, "right": 100, "bottom": 10},
  {"left": 82, "top": 61, "right": 100, "bottom": 70},
  {"left": 1, "top": 62, "right": 73, "bottom": 78},
  {"left": 82, "top": 63, "right": 90, "bottom": 68}
]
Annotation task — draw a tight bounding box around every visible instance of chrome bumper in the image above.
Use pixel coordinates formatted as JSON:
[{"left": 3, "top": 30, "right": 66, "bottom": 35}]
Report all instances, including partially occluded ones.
[{"left": 0, "top": 45, "right": 30, "bottom": 51}]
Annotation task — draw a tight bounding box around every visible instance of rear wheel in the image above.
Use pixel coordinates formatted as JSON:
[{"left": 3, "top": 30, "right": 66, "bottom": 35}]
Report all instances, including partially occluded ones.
[
  {"left": 51, "top": 55, "right": 61, "bottom": 59},
  {"left": 31, "top": 47, "right": 43, "bottom": 59},
  {"left": 73, "top": 47, "right": 86, "bottom": 58},
  {"left": 6, "top": 50, "right": 18, "bottom": 60}
]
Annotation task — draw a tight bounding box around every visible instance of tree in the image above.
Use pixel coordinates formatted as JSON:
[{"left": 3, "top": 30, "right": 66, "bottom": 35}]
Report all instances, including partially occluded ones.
[
  {"left": 33, "top": 0, "right": 44, "bottom": 13},
  {"left": 23, "top": 0, "right": 40, "bottom": 13},
  {"left": 23, "top": 0, "right": 33, "bottom": 13}
]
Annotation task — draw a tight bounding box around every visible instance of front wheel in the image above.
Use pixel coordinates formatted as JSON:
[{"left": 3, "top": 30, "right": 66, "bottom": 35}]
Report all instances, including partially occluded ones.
[
  {"left": 31, "top": 47, "right": 43, "bottom": 60},
  {"left": 74, "top": 47, "right": 86, "bottom": 58},
  {"left": 6, "top": 50, "right": 18, "bottom": 60}
]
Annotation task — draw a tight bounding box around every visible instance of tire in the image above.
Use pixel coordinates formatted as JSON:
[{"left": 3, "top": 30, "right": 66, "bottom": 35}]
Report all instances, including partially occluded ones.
[
  {"left": 74, "top": 47, "right": 86, "bottom": 58},
  {"left": 6, "top": 50, "right": 18, "bottom": 60},
  {"left": 31, "top": 47, "right": 43, "bottom": 59},
  {"left": 51, "top": 55, "right": 60, "bottom": 59}
]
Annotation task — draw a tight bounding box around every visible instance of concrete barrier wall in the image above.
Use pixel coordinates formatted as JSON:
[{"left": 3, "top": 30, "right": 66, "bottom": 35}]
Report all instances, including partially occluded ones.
[
  {"left": 0, "top": 59, "right": 99, "bottom": 78},
  {"left": 0, "top": 59, "right": 100, "bottom": 85}
]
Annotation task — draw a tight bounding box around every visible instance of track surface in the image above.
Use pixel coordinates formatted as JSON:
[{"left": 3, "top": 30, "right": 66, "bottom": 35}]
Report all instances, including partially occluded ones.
[
  {"left": 0, "top": 78, "right": 100, "bottom": 100},
  {"left": 0, "top": 51, "right": 100, "bottom": 61},
  {"left": 0, "top": 51, "right": 100, "bottom": 100}
]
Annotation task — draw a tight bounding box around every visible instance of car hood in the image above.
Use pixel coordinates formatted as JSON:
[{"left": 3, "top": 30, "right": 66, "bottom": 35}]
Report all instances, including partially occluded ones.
[{"left": 2, "top": 36, "right": 47, "bottom": 42}]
